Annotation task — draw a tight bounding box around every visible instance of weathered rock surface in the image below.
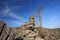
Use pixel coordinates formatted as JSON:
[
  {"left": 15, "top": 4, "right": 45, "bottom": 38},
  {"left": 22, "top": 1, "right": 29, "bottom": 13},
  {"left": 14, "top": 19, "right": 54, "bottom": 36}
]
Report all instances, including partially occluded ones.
[
  {"left": 0, "top": 20, "right": 14, "bottom": 40},
  {"left": 0, "top": 16, "right": 60, "bottom": 40}
]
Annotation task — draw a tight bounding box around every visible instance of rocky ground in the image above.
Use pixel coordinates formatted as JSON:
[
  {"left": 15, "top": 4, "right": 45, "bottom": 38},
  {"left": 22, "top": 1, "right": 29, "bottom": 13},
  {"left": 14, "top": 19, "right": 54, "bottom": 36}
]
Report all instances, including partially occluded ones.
[{"left": 0, "top": 16, "right": 60, "bottom": 40}]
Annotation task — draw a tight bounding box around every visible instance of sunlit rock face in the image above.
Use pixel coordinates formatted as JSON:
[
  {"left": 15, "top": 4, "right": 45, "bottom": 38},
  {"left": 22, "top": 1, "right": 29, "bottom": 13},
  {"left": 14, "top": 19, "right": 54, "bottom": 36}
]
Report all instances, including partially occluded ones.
[
  {"left": 0, "top": 16, "right": 60, "bottom": 40},
  {"left": 0, "top": 20, "right": 6, "bottom": 34},
  {"left": 0, "top": 20, "right": 14, "bottom": 40}
]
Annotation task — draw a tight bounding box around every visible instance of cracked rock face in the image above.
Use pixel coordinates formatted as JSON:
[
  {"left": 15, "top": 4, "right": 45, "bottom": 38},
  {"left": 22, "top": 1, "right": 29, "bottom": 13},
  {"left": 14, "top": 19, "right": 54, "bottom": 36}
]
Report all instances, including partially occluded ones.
[
  {"left": 0, "top": 20, "right": 6, "bottom": 34},
  {"left": 0, "top": 20, "right": 14, "bottom": 40},
  {"left": 13, "top": 27, "right": 44, "bottom": 40}
]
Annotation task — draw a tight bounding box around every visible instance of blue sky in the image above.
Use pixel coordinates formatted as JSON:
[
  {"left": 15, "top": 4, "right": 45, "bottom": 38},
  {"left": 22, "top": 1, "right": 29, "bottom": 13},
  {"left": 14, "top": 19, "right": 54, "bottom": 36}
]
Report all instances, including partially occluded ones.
[{"left": 0, "top": 0, "right": 60, "bottom": 28}]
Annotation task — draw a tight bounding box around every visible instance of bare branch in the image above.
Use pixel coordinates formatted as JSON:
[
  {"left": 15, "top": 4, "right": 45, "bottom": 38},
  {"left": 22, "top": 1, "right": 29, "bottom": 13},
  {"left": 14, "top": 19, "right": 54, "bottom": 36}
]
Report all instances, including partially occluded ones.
[{"left": 33, "top": 4, "right": 43, "bottom": 27}]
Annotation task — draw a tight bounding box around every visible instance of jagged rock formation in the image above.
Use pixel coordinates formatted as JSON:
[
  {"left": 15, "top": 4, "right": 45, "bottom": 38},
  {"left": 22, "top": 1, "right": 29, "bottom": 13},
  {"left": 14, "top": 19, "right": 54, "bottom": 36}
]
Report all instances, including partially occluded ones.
[
  {"left": 20, "top": 16, "right": 35, "bottom": 30},
  {"left": 0, "top": 20, "right": 14, "bottom": 40},
  {"left": 0, "top": 16, "right": 60, "bottom": 40}
]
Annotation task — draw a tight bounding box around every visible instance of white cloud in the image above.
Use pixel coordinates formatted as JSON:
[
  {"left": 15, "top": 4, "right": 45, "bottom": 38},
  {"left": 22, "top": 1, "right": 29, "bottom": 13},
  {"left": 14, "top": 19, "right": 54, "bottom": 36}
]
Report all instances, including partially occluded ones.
[
  {"left": 0, "top": 2, "right": 22, "bottom": 20},
  {"left": 7, "top": 12, "right": 22, "bottom": 20},
  {"left": 0, "top": 2, "right": 23, "bottom": 27},
  {"left": 1, "top": 5, "right": 10, "bottom": 16}
]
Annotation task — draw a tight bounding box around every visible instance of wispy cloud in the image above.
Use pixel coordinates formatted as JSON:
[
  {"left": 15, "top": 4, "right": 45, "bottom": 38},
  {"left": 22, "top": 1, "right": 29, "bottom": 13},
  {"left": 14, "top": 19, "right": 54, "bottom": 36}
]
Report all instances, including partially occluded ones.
[
  {"left": 0, "top": 2, "right": 22, "bottom": 20},
  {"left": 0, "top": 2, "right": 23, "bottom": 27}
]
